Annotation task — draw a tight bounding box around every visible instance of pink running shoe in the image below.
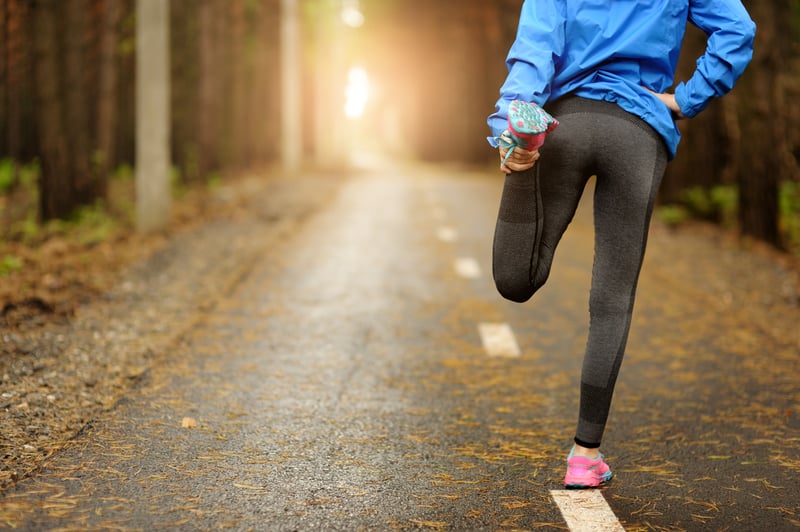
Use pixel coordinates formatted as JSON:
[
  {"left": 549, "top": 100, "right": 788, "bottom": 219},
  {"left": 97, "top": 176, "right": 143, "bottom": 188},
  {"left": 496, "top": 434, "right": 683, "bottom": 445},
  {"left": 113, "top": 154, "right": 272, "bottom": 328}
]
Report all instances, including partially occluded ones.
[{"left": 563, "top": 448, "right": 613, "bottom": 489}]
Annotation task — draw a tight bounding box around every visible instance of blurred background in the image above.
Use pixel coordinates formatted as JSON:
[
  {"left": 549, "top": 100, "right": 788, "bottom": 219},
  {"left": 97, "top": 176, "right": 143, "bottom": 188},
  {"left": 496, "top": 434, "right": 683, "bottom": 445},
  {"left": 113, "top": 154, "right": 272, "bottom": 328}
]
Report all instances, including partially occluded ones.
[{"left": 0, "top": 0, "right": 799, "bottom": 253}]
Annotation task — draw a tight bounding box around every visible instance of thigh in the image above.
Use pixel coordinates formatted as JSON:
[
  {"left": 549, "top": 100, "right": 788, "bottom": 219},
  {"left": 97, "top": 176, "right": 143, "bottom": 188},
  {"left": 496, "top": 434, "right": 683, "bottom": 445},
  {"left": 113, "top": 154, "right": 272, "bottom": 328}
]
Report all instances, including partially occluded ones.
[
  {"left": 532, "top": 113, "right": 594, "bottom": 285},
  {"left": 591, "top": 115, "right": 668, "bottom": 310}
]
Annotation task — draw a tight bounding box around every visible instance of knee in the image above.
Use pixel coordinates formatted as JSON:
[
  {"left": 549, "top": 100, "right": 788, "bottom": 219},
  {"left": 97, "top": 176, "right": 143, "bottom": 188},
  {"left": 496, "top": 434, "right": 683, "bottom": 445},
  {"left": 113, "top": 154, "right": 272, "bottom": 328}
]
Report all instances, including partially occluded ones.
[
  {"left": 494, "top": 279, "right": 534, "bottom": 303},
  {"left": 493, "top": 268, "right": 548, "bottom": 303}
]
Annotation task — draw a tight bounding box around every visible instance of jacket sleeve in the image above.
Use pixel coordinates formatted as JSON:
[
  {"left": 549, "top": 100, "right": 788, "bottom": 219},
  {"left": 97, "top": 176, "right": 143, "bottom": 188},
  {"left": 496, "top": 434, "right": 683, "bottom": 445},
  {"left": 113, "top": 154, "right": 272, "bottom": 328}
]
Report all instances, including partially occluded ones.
[
  {"left": 674, "top": 0, "right": 756, "bottom": 118},
  {"left": 487, "top": 0, "right": 566, "bottom": 142}
]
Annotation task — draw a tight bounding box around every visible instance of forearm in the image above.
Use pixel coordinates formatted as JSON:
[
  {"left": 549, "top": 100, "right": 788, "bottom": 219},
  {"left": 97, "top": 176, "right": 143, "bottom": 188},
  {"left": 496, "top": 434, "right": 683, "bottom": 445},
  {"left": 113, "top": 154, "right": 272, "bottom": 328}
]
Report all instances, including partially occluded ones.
[{"left": 675, "top": 0, "right": 755, "bottom": 118}]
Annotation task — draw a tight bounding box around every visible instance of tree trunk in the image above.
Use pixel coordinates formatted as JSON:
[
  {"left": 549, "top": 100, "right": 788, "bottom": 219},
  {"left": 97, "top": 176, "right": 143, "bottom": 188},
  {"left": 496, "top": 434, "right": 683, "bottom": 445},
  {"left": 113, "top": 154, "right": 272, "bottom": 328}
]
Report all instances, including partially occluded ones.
[
  {"left": 169, "top": 0, "right": 199, "bottom": 182},
  {"left": 4, "top": 0, "right": 31, "bottom": 163},
  {"left": 112, "top": 0, "right": 136, "bottom": 169},
  {"left": 0, "top": 0, "right": 7, "bottom": 157},
  {"left": 735, "top": 0, "right": 788, "bottom": 247},
  {"left": 260, "top": 2, "right": 280, "bottom": 162},
  {"left": 312, "top": 0, "right": 346, "bottom": 170},
  {"left": 228, "top": 0, "right": 245, "bottom": 169},
  {"left": 64, "top": 0, "right": 95, "bottom": 204},
  {"left": 96, "top": 0, "right": 122, "bottom": 192},
  {"left": 136, "top": 0, "right": 171, "bottom": 232},
  {"left": 34, "top": 0, "right": 73, "bottom": 220},
  {"left": 280, "top": 0, "right": 301, "bottom": 171},
  {"left": 198, "top": 0, "right": 218, "bottom": 178},
  {"left": 660, "top": 26, "right": 730, "bottom": 206}
]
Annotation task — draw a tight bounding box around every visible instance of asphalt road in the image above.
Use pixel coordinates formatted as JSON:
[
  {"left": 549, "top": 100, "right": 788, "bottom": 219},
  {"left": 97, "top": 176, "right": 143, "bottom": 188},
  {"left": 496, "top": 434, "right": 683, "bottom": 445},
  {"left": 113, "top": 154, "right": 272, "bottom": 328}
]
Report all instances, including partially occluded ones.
[{"left": 2, "top": 162, "right": 799, "bottom": 530}]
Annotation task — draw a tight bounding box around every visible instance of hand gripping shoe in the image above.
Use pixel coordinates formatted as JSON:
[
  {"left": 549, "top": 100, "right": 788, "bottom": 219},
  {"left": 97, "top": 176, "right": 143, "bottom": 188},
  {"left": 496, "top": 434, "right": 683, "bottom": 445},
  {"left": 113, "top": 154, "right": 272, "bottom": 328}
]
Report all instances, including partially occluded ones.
[{"left": 499, "top": 100, "right": 559, "bottom": 168}]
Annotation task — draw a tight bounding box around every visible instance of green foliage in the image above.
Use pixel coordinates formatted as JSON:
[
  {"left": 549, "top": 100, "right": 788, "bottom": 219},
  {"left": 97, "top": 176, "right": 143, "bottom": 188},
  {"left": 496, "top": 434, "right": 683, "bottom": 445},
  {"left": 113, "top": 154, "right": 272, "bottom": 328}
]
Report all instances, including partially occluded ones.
[
  {"left": 181, "top": 144, "right": 200, "bottom": 183},
  {"left": 69, "top": 203, "right": 117, "bottom": 245},
  {"left": 9, "top": 201, "right": 118, "bottom": 246},
  {"left": 19, "top": 214, "right": 40, "bottom": 242},
  {"left": 112, "top": 163, "right": 134, "bottom": 182},
  {"left": 0, "top": 254, "right": 23, "bottom": 276},
  {"left": 709, "top": 185, "right": 738, "bottom": 228},
  {"left": 679, "top": 185, "right": 738, "bottom": 227},
  {"left": 779, "top": 180, "right": 799, "bottom": 216},
  {"left": 34, "top": 202, "right": 119, "bottom": 246},
  {"left": 656, "top": 204, "right": 691, "bottom": 228},
  {"left": 0, "top": 159, "right": 39, "bottom": 194},
  {"left": 118, "top": 9, "right": 136, "bottom": 57},
  {"left": 779, "top": 180, "right": 800, "bottom": 254},
  {"left": 207, "top": 172, "right": 223, "bottom": 190},
  {"left": 171, "top": 165, "right": 187, "bottom": 198},
  {"left": 0, "top": 159, "right": 15, "bottom": 192},
  {"left": 7, "top": 209, "right": 41, "bottom": 242},
  {"left": 18, "top": 160, "right": 40, "bottom": 188},
  {"left": 661, "top": 181, "right": 800, "bottom": 256},
  {"left": 2, "top": 161, "right": 40, "bottom": 242},
  {"left": 682, "top": 186, "right": 714, "bottom": 218}
]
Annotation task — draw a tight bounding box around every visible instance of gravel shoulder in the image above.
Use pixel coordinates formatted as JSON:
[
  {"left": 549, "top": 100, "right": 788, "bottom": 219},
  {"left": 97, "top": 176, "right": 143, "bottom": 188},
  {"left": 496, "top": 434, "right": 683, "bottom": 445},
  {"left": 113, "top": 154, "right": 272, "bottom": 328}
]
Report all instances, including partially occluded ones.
[{"left": 0, "top": 169, "right": 344, "bottom": 489}]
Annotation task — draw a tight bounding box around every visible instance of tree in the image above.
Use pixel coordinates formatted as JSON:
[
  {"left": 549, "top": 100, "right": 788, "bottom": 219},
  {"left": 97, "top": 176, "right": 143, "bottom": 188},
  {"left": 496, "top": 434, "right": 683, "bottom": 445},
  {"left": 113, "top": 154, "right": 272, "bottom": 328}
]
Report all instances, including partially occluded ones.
[
  {"left": 661, "top": 2, "right": 799, "bottom": 248},
  {"left": 136, "top": 0, "right": 170, "bottom": 232},
  {"left": 33, "top": 0, "right": 73, "bottom": 220},
  {"left": 281, "top": 0, "right": 301, "bottom": 171},
  {"left": 64, "top": 0, "right": 93, "bottom": 205},
  {"left": 95, "top": 0, "right": 123, "bottom": 196},
  {"left": 197, "top": 0, "right": 221, "bottom": 179},
  {"left": 734, "top": 0, "right": 794, "bottom": 247},
  {"left": 661, "top": 26, "right": 730, "bottom": 209},
  {"left": 29, "top": 0, "right": 121, "bottom": 221}
]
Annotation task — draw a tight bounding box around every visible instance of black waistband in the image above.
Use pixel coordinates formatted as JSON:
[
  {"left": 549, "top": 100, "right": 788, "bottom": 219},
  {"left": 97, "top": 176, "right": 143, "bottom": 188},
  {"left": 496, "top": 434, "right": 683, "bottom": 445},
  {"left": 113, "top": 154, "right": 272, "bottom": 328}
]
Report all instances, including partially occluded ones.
[{"left": 546, "top": 95, "right": 658, "bottom": 139}]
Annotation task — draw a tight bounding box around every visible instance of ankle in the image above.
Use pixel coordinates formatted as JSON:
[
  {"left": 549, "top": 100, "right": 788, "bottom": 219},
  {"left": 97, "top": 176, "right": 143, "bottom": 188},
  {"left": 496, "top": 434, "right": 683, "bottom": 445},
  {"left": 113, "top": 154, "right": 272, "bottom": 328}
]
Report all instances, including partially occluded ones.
[{"left": 571, "top": 444, "right": 600, "bottom": 460}]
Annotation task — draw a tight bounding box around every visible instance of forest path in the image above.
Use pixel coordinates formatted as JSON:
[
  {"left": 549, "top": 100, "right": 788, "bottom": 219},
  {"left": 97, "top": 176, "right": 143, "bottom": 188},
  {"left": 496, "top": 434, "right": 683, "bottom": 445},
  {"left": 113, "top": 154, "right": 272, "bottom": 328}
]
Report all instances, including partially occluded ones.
[{"left": 2, "top": 162, "right": 798, "bottom": 530}]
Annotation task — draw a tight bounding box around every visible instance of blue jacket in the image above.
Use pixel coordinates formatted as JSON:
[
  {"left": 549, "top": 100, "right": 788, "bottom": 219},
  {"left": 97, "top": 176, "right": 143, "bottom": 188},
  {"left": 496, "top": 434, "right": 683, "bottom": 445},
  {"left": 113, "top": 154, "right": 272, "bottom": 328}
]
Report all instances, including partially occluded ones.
[{"left": 487, "top": 0, "right": 756, "bottom": 159}]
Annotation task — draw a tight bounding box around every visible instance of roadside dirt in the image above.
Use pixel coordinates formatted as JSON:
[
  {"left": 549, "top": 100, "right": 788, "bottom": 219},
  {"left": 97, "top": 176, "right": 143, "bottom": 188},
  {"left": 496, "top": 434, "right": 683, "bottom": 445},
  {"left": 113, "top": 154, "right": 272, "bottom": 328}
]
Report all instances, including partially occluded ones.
[{"left": 0, "top": 168, "right": 342, "bottom": 490}]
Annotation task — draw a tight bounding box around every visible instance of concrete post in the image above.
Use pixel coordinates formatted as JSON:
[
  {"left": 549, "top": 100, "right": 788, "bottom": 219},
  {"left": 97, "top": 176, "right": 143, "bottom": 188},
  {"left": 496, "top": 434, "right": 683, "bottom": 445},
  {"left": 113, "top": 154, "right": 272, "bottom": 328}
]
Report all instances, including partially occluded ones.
[
  {"left": 136, "top": 0, "right": 171, "bottom": 233},
  {"left": 281, "top": 0, "right": 302, "bottom": 172}
]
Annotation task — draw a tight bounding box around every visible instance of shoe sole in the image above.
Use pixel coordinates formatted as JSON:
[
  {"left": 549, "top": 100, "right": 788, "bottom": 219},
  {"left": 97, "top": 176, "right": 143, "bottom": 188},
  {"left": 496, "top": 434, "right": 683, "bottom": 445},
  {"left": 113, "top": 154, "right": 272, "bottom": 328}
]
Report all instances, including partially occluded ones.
[{"left": 564, "top": 472, "right": 613, "bottom": 490}]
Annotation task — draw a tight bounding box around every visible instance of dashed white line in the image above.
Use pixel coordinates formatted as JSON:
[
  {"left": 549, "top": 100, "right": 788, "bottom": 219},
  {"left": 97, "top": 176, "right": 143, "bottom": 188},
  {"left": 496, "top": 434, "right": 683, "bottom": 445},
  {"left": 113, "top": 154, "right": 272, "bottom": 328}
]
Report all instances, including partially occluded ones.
[
  {"left": 436, "top": 226, "right": 458, "bottom": 242},
  {"left": 551, "top": 490, "right": 625, "bottom": 532},
  {"left": 454, "top": 257, "right": 481, "bottom": 279},
  {"left": 478, "top": 322, "right": 520, "bottom": 358}
]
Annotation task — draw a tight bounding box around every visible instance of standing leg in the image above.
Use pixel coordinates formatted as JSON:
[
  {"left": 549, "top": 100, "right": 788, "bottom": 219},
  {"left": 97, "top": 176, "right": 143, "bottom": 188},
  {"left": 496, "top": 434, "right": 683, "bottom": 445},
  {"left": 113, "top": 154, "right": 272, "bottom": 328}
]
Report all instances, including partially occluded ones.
[{"left": 574, "top": 113, "right": 668, "bottom": 449}]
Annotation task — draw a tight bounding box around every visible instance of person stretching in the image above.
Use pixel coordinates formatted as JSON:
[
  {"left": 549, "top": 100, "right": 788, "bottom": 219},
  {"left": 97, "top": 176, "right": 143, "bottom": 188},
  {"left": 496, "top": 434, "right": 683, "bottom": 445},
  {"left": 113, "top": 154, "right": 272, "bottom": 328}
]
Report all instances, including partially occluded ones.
[{"left": 487, "top": 0, "right": 755, "bottom": 489}]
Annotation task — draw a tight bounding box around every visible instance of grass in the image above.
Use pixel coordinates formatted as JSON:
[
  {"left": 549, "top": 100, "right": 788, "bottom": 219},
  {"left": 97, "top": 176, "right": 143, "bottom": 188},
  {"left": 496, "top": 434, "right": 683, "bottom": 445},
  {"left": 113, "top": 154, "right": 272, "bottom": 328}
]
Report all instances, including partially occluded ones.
[
  {"left": 657, "top": 181, "right": 800, "bottom": 255},
  {"left": 0, "top": 254, "right": 23, "bottom": 276}
]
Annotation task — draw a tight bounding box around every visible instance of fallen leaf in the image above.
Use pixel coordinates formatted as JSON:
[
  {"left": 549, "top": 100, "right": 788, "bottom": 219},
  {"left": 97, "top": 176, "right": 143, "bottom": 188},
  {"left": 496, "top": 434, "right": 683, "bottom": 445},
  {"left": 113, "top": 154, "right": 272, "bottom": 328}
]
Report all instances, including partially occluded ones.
[
  {"left": 181, "top": 417, "right": 197, "bottom": 429},
  {"left": 409, "top": 519, "right": 449, "bottom": 529},
  {"left": 233, "top": 482, "right": 267, "bottom": 491}
]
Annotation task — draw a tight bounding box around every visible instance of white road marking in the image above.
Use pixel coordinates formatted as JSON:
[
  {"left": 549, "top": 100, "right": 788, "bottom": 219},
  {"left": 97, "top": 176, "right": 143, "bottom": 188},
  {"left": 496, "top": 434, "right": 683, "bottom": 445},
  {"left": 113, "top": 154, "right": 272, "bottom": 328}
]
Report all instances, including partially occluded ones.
[
  {"left": 454, "top": 257, "right": 481, "bottom": 279},
  {"left": 478, "top": 323, "right": 520, "bottom": 358},
  {"left": 551, "top": 490, "right": 625, "bottom": 532},
  {"left": 437, "top": 226, "right": 458, "bottom": 242}
]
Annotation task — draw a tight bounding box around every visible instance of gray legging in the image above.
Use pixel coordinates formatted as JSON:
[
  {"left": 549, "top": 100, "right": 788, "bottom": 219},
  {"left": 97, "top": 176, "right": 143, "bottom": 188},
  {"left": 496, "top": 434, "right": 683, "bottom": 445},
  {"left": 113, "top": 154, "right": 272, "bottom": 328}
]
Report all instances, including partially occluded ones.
[{"left": 492, "top": 96, "right": 668, "bottom": 448}]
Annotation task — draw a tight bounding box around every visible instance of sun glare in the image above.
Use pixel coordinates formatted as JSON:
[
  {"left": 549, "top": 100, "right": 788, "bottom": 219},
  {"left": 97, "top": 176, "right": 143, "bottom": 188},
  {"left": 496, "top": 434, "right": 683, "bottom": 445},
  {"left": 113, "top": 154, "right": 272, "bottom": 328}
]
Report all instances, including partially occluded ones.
[
  {"left": 344, "top": 66, "right": 370, "bottom": 120},
  {"left": 341, "top": 0, "right": 365, "bottom": 28}
]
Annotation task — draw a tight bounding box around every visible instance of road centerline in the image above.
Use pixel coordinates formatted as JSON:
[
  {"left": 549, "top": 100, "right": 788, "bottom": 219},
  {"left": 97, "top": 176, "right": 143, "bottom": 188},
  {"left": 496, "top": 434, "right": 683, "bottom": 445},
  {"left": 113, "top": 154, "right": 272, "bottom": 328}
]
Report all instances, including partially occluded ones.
[
  {"left": 551, "top": 490, "right": 625, "bottom": 532},
  {"left": 478, "top": 322, "right": 521, "bottom": 358},
  {"left": 436, "top": 226, "right": 458, "bottom": 242},
  {"left": 454, "top": 257, "right": 482, "bottom": 279}
]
